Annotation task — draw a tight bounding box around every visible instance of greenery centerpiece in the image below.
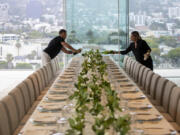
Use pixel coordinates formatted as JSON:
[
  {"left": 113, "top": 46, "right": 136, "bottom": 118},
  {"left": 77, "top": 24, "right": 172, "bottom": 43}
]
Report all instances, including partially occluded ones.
[{"left": 66, "top": 50, "right": 131, "bottom": 135}]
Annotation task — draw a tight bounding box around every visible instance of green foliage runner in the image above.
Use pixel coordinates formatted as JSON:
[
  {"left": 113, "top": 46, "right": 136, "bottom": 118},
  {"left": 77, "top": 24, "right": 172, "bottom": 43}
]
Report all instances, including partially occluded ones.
[{"left": 66, "top": 50, "right": 131, "bottom": 135}]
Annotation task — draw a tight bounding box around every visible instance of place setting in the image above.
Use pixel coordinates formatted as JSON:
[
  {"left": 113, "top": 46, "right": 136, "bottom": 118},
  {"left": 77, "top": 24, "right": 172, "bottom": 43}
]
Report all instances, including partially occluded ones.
[
  {"left": 44, "top": 95, "right": 68, "bottom": 103},
  {"left": 121, "top": 88, "right": 140, "bottom": 94},
  {"left": 30, "top": 116, "right": 58, "bottom": 126},
  {"left": 18, "top": 53, "right": 178, "bottom": 135},
  {"left": 37, "top": 105, "right": 63, "bottom": 113},
  {"left": 52, "top": 84, "right": 71, "bottom": 89},
  {"left": 48, "top": 90, "right": 68, "bottom": 95}
]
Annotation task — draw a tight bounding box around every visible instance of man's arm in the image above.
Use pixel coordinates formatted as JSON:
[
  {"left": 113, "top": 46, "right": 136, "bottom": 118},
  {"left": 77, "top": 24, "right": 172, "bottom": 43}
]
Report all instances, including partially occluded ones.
[
  {"left": 61, "top": 42, "right": 80, "bottom": 53},
  {"left": 61, "top": 47, "right": 73, "bottom": 54}
]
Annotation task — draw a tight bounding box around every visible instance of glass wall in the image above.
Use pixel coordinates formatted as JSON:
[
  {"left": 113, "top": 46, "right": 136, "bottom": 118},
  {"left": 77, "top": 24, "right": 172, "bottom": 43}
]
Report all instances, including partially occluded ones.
[
  {"left": 0, "top": 0, "right": 65, "bottom": 96},
  {"left": 66, "top": 0, "right": 129, "bottom": 64},
  {"left": 129, "top": 0, "right": 180, "bottom": 85}
]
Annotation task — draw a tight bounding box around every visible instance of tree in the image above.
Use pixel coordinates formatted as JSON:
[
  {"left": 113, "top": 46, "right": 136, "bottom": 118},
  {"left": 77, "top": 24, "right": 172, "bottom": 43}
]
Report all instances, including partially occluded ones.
[
  {"left": 86, "top": 30, "right": 94, "bottom": 39},
  {"left": 167, "top": 47, "right": 180, "bottom": 59},
  {"left": 15, "top": 41, "right": 22, "bottom": 56},
  {"left": 27, "top": 50, "right": 37, "bottom": 60},
  {"left": 6, "top": 53, "right": 14, "bottom": 69},
  {"left": 108, "top": 32, "right": 122, "bottom": 45},
  {"left": 144, "top": 37, "right": 159, "bottom": 48},
  {"left": 67, "top": 30, "right": 80, "bottom": 44},
  {"left": 151, "top": 48, "right": 160, "bottom": 56},
  {"left": 31, "top": 50, "right": 37, "bottom": 59},
  {"left": 28, "top": 31, "right": 44, "bottom": 39},
  {"left": 157, "top": 36, "right": 177, "bottom": 48},
  {"left": 166, "top": 47, "right": 180, "bottom": 65},
  {"left": 15, "top": 63, "right": 33, "bottom": 69},
  {"left": 149, "top": 22, "right": 167, "bottom": 30},
  {"left": 86, "top": 30, "right": 95, "bottom": 43}
]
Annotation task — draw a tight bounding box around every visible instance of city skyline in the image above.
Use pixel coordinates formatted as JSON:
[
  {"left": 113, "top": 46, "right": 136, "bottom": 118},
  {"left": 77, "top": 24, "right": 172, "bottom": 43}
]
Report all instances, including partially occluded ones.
[{"left": 0, "top": 0, "right": 180, "bottom": 69}]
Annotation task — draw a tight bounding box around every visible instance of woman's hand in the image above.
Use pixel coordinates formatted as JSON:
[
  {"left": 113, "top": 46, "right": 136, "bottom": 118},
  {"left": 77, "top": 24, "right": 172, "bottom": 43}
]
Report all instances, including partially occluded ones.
[
  {"left": 113, "top": 51, "right": 120, "bottom": 54},
  {"left": 144, "top": 50, "right": 151, "bottom": 61}
]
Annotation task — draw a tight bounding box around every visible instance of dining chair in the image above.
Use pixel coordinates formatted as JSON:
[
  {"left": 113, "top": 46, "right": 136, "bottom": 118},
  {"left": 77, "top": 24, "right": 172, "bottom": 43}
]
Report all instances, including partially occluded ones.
[
  {"left": 123, "top": 55, "right": 129, "bottom": 69},
  {"left": 137, "top": 65, "right": 146, "bottom": 87},
  {"left": 125, "top": 58, "right": 131, "bottom": 73},
  {"left": 154, "top": 77, "right": 168, "bottom": 106},
  {"left": 172, "top": 98, "right": 180, "bottom": 132},
  {"left": 1, "top": 95, "right": 19, "bottom": 134},
  {"left": 168, "top": 87, "right": 180, "bottom": 121},
  {"left": 0, "top": 102, "right": 11, "bottom": 135},
  {"left": 37, "top": 68, "right": 46, "bottom": 89},
  {"left": 144, "top": 70, "right": 154, "bottom": 94},
  {"left": 23, "top": 78, "right": 36, "bottom": 106},
  {"left": 134, "top": 63, "right": 142, "bottom": 82},
  {"left": 141, "top": 68, "right": 151, "bottom": 90},
  {"left": 28, "top": 74, "right": 40, "bottom": 100},
  {"left": 16, "top": 82, "right": 31, "bottom": 113},
  {"left": 8, "top": 88, "right": 26, "bottom": 123},
  {"left": 149, "top": 74, "right": 161, "bottom": 100},
  {"left": 129, "top": 60, "right": 136, "bottom": 78},
  {"left": 162, "top": 87, "right": 180, "bottom": 122},
  {"left": 23, "top": 78, "right": 41, "bottom": 115},
  {"left": 161, "top": 81, "right": 177, "bottom": 113},
  {"left": 34, "top": 71, "right": 44, "bottom": 93},
  {"left": 42, "top": 66, "right": 49, "bottom": 86},
  {"left": 132, "top": 62, "right": 138, "bottom": 80}
]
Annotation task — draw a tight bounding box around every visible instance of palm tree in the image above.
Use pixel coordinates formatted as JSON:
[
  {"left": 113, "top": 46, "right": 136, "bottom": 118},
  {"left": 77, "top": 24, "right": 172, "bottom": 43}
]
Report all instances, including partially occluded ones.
[{"left": 15, "top": 41, "right": 21, "bottom": 56}]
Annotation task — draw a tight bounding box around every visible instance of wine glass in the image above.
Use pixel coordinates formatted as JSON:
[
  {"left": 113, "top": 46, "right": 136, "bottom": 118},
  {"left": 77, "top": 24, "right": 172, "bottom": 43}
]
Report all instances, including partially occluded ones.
[
  {"left": 56, "top": 116, "right": 69, "bottom": 135},
  {"left": 128, "top": 112, "right": 144, "bottom": 134},
  {"left": 128, "top": 129, "right": 144, "bottom": 135},
  {"left": 120, "top": 100, "right": 128, "bottom": 113}
]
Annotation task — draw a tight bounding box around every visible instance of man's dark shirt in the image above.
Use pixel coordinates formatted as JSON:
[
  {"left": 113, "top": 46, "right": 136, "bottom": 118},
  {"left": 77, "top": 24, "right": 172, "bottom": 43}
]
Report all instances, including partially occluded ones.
[{"left": 44, "top": 36, "right": 64, "bottom": 59}]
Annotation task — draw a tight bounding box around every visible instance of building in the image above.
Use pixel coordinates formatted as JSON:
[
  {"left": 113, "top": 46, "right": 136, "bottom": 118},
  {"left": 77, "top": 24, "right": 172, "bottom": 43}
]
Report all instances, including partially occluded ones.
[
  {"left": 0, "top": 3, "right": 9, "bottom": 22},
  {"left": 168, "top": 7, "right": 180, "bottom": 18},
  {"left": 0, "top": 34, "right": 20, "bottom": 42},
  {"left": 129, "top": 12, "right": 152, "bottom": 26},
  {"left": 145, "top": 30, "right": 170, "bottom": 38}
]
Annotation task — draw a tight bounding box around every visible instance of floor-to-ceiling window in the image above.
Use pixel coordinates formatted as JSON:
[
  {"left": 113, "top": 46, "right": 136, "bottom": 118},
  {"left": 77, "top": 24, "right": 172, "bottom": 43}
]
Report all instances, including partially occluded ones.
[
  {"left": 66, "top": 0, "right": 129, "bottom": 64},
  {"left": 129, "top": 0, "right": 180, "bottom": 86},
  {"left": 0, "top": 0, "right": 65, "bottom": 98}
]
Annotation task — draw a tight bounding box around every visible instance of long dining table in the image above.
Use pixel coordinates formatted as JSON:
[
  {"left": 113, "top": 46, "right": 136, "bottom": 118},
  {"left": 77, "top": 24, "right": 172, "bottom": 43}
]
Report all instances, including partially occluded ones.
[{"left": 19, "top": 56, "right": 178, "bottom": 135}]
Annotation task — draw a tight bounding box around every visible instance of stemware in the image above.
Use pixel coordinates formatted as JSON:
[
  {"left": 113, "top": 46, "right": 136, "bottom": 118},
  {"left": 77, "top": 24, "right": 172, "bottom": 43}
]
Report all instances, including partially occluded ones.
[{"left": 56, "top": 116, "right": 69, "bottom": 135}]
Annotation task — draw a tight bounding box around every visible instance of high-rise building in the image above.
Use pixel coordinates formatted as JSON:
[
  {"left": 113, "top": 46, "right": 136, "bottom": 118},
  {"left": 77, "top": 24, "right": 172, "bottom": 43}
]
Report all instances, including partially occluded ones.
[
  {"left": 130, "top": 12, "right": 150, "bottom": 26},
  {"left": 0, "top": 3, "right": 9, "bottom": 22},
  {"left": 168, "top": 7, "right": 180, "bottom": 18}
]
